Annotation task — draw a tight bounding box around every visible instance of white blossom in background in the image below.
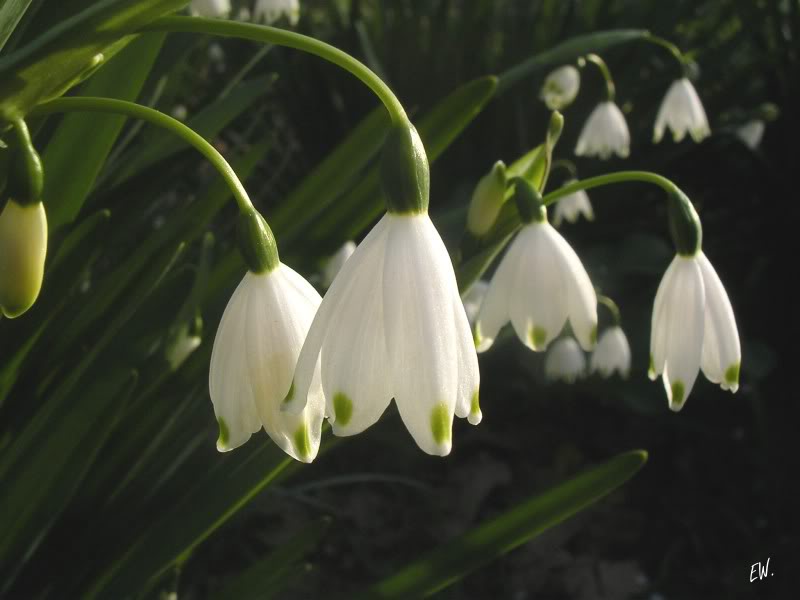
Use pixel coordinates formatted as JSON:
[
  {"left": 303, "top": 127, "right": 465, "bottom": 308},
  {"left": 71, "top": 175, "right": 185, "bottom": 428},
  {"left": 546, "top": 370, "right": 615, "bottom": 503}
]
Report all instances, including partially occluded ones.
[
  {"left": 462, "top": 280, "right": 489, "bottom": 327},
  {"left": 190, "top": 0, "right": 231, "bottom": 18},
  {"left": 253, "top": 0, "right": 300, "bottom": 26},
  {"left": 475, "top": 216, "right": 597, "bottom": 353},
  {"left": 590, "top": 326, "right": 631, "bottom": 378},
  {"left": 653, "top": 78, "right": 711, "bottom": 144},
  {"left": 649, "top": 252, "right": 740, "bottom": 411},
  {"left": 171, "top": 104, "right": 188, "bottom": 121},
  {"left": 322, "top": 241, "right": 356, "bottom": 288},
  {"left": 286, "top": 212, "right": 481, "bottom": 456},
  {"left": 545, "top": 337, "right": 587, "bottom": 383},
  {"left": 209, "top": 267, "right": 325, "bottom": 462},
  {"left": 575, "top": 101, "right": 630, "bottom": 159},
  {"left": 540, "top": 65, "right": 581, "bottom": 111},
  {"left": 552, "top": 181, "right": 594, "bottom": 227},
  {"left": 736, "top": 120, "right": 765, "bottom": 149}
]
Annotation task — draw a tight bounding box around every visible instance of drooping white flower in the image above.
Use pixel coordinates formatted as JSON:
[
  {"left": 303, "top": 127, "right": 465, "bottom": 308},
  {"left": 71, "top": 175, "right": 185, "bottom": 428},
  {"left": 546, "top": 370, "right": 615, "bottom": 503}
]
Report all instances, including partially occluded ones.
[
  {"left": 736, "top": 119, "right": 765, "bottom": 149},
  {"left": 286, "top": 212, "right": 480, "bottom": 456},
  {"left": 649, "top": 252, "right": 740, "bottom": 411},
  {"left": 575, "top": 101, "right": 630, "bottom": 159},
  {"left": 0, "top": 200, "right": 47, "bottom": 319},
  {"left": 653, "top": 78, "right": 711, "bottom": 144},
  {"left": 552, "top": 181, "right": 594, "bottom": 227},
  {"left": 190, "top": 0, "right": 231, "bottom": 18},
  {"left": 545, "top": 337, "right": 587, "bottom": 383},
  {"left": 321, "top": 240, "right": 355, "bottom": 288},
  {"left": 540, "top": 65, "right": 581, "bottom": 111},
  {"left": 590, "top": 326, "right": 631, "bottom": 378},
  {"left": 475, "top": 216, "right": 597, "bottom": 353},
  {"left": 209, "top": 266, "right": 325, "bottom": 462},
  {"left": 253, "top": 0, "right": 300, "bottom": 26},
  {"left": 462, "top": 280, "right": 489, "bottom": 327}
]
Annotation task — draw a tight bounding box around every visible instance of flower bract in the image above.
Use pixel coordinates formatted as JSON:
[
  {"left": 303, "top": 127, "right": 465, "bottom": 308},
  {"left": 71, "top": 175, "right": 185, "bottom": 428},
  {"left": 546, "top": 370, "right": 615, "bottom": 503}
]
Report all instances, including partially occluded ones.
[
  {"left": 475, "top": 218, "right": 597, "bottom": 353},
  {"left": 649, "top": 252, "right": 740, "bottom": 410},
  {"left": 286, "top": 212, "right": 480, "bottom": 456},
  {"left": 575, "top": 101, "right": 630, "bottom": 159},
  {"left": 653, "top": 78, "right": 711, "bottom": 143},
  {"left": 209, "top": 265, "right": 325, "bottom": 462}
]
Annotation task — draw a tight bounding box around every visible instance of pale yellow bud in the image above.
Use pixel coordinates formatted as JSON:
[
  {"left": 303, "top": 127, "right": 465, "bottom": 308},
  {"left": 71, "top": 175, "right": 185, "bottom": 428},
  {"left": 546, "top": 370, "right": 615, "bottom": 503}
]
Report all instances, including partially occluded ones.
[{"left": 0, "top": 200, "right": 48, "bottom": 318}]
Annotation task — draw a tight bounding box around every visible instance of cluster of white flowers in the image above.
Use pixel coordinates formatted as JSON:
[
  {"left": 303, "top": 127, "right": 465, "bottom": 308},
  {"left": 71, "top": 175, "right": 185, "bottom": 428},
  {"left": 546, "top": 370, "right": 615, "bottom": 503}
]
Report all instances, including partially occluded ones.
[
  {"left": 190, "top": 0, "right": 300, "bottom": 25},
  {"left": 544, "top": 327, "right": 632, "bottom": 383}
]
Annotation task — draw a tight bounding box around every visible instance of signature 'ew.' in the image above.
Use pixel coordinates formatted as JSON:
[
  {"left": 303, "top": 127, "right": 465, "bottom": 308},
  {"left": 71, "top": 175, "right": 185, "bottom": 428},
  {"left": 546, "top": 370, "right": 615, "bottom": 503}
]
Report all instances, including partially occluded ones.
[{"left": 750, "top": 557, "right": 772, "bottom": 583}]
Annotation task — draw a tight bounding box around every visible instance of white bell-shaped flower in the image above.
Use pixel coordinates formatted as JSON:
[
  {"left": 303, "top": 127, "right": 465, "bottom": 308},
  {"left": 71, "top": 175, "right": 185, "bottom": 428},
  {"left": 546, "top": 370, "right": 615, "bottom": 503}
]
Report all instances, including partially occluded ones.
[
  {"left": 737, "top": 120, "right": 765, "bottom": 149},
  {"left": 462, "top": 280, "right": 489, "bottom": 327},
  {"left": 321, "top": 240, "right": 356, "bottom": 288},
  {"left": 540, "top": 65, "right": 581, "bottom": 111},
  {"left": 0, "top": 200, "right": 47, "bottom": 319},
  {"left": 253, "top": 0, "right": 300, "bottom": 25},
  {"left": 209, "top": 266, "right": 325, "bottom": 462},
  {"left": 653, "top": 78, "right": 711, "bottom": 144},
  {"left": 575, "top": 101, "right": 630, "bottom": 159},
  {"left": 286, "top": 212, "right": 480, "bottom": 456},
  {"left": 475, "top": 216, "right": 597, "bottom": 353},
  {"left": 590, "top": 326, "right": 631, "bottom": 378},
  {"left": 649, "top": 252, "right": 740, "bottom": 410},
  {"left": 190, "top": 0, "right": 231, "bottom": 18},
  {"left": 552, "top": 181, "right": 594, "bottom": 227},
  {"left": 545, "top": 337, "right": 587, "bottom": 383}
]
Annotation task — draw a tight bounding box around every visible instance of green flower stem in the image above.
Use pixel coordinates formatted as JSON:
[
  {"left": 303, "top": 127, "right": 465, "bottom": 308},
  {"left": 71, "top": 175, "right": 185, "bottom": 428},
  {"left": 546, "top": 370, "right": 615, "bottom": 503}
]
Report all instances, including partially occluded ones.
[
  {"left": 583, "top": 53, "right": 616, "bottom": 102},
  {"left": 30, "top": 96, "right": 255, "bottom": 215},
  {"left": 643, "top": 33, "right": 687, "bottom": 68},
  {"left": 597, "top": 294, "right": 622, "bottom": 326},
  {"left": 143, "top": 16, "right": 409, "bottom": 126},
  {"left": 542, "top": 170, "right": 679, "bottom": 204}
]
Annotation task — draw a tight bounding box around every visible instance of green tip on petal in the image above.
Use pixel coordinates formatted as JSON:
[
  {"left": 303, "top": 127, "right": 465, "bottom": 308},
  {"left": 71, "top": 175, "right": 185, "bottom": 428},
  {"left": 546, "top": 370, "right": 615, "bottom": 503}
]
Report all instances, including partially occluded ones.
[
  {"left": 529, "top": 325, "right": 548, "bottom": 350},
  {"left": 725, "top": 363, "right": 740, "bottom": 389},
  {"left": 293, "top": 422, "right": 312, "bottom": 461},
  {"left": 468, "top": 390, "right": 482, "bottom": 425},
  {"left": 333, "top": 392, "right": 353, "bottom": 426},
  {"left": 216, "top": 417, "right": 230, "bottom": 451},
  {"left": 430, "top": 403, "right": 452, "bottom": 446},
  {"left": 282, "top": 381, "right": 295, "bottom": 405},
  {"left": 590, "top": 325, "right": 598, "bottom": 346},
  {"left": 669, "top": 381, "right": 686, "bottom": 412},
  {"left": 648, "top": 354, "right": 656, "bottom": 380}
]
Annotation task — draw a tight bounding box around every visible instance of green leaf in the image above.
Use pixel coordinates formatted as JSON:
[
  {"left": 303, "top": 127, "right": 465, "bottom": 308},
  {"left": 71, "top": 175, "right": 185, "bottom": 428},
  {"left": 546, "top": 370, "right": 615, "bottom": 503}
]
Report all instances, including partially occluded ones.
[
  {"left": 358, "top": 450, "right": 648, "bottom": 599},
  {"left": 211, "top": 518, "right": 331, "bottom": 600},
  {"left": 0, "top": 0, "right": 33, "bottom": 53},
  {"left": 41, "top": 32, "right": 165, "bottom": 230},
  {"left": 497, "top": 29, "right": 650, "bottom": 94},
  {"left": 107, "top": 74, "right": 275, "bottom": 188},
  {"left": 0, "top": 0, "right": 188, "bottom": 118},
  {"left": 0, "top": 369, "right": 137, "bottom": 592}
]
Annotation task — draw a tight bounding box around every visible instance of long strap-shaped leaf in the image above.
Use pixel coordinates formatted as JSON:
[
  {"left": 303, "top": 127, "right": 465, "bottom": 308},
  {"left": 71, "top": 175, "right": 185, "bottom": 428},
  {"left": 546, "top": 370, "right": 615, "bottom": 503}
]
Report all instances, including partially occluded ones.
[{"left": 355, "top": 450, "right": 647, "bottom": 599}]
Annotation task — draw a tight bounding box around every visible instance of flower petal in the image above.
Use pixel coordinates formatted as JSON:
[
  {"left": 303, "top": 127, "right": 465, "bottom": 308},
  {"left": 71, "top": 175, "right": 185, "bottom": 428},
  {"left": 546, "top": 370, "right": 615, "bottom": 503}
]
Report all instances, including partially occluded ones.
[
  {"left": 697, "top": 252, "right": 741, "bottom": 392},
  {"left": 453, "top": 295, "right": 481, "bottom": 425},
  {"left": 383, "top": 214, "right": 460, "bottom": 456},
  {"left": 474, "top": 233, "right": 523, "bottom": 352}
]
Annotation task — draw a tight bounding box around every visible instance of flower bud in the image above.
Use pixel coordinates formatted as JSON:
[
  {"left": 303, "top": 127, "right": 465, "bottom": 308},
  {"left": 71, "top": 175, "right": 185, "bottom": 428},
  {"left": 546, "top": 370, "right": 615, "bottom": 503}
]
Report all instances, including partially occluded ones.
[
  {"left": 0, "top": 199, "right": 48, "bottom": 318},
  {"left": 466, "top": 161, "right": 506, "bottom": 236},
  {"left": 540, "top": 66, "right": 581, "bottom": 111}
]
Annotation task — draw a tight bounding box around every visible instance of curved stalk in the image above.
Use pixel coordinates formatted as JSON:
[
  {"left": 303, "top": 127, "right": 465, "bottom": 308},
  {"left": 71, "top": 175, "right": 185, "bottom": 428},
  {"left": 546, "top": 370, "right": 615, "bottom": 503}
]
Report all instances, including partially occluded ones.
[{"left": 583, "top": 53, "right": 616, "bottom": 102}]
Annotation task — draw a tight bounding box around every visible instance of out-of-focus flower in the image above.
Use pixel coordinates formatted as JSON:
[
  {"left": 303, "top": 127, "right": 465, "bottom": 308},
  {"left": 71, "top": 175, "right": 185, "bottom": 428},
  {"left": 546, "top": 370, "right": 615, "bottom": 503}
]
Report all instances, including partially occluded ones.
[
  {"left": 190, "top": 0, "right": 231, "bottom": 18},
  {"left": 545, "top": 337, "right": 587, "bottom": 383},
  {"left": 590, "top": 326, "right": 631, "bottom": 378},
  {"left": 540, "top": 65, "right": 581, "bottom": 111},
  {"left": 575, "top": 101, "right": 630, "bottom": 159},
  {"left": 253, "top": 0, "right": 300, "bottom": 26},
  {"left": 466, "top": 161, "right": 507, "bottom": 236},
  {"left": 653, "top": 78, "right": 710, "bottom": 144},
  {"left": 552, "top": 181, "right": 594, "bottom": 227},
  {"left": 649, "top": 252, "right": 740, "bottom": 411},
  {"left": 736, "top": 120, "right": 765, "bottom": 149},
  {"left": 322, "top": 241, "right": 356, "bottom": 288},
  {"left": 462, "top": 280, "right": 489, "bottom": 327}
]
